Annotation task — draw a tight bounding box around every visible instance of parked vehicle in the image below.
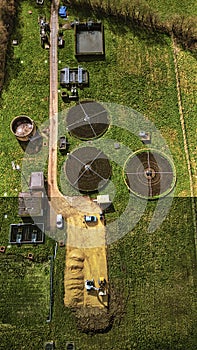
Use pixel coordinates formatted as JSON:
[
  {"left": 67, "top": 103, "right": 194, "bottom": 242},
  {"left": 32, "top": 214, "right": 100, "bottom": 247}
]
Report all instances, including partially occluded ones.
[
  {"left": 58, "top": 36, "right": 65, "bottom": 48},
  {"left": 56, "top": 214, "right": 64, "bottom": 229},
  {"left": 85, "top": 279, "right": 96, "bottom": 291},
  {"left": 59, "top": 6, "right": 67, "bottom": 18},
  {"left": 58, "top": 136, "right": 68, "bottom": 151},
  {"left": 84, "top": 215, "right": 97, "bottom": 223}
]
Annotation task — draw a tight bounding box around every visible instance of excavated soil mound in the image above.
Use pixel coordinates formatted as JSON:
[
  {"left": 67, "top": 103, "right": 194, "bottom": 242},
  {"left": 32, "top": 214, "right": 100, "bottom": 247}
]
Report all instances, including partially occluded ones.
[
  {"left": 64, "top": 249, "right": 85, "bottom": 307},
  {"left": 74, "top": 282, "right": 124, "bottom": 333},
  {"left": 75, "top": 307, "right": 111, "bottom": 333}
]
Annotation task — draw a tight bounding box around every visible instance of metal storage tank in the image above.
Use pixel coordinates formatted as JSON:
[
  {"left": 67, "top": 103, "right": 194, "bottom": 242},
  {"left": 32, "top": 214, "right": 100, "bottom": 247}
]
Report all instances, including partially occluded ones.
[{"left": 10, "top": 115, "right": 36, "bottom": 142}]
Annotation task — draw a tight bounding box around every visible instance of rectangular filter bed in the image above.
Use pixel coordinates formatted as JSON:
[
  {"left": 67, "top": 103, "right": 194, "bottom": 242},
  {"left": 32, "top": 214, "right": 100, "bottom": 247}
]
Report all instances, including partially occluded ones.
[{"left": 75, "top": 22, "right": 105, "bottom": 59}]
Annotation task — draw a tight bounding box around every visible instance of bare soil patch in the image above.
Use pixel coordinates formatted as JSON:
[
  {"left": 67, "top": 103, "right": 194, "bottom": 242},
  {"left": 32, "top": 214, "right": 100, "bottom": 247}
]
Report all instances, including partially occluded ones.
[{"left": 64, "top": 214, "right": 108, "bottom": 310}]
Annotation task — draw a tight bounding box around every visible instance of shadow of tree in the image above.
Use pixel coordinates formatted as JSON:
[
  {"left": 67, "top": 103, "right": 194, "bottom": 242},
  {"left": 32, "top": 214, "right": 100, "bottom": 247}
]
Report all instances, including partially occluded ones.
[{"left": 1, "top": 1, "right": 23, "bottom": 94}]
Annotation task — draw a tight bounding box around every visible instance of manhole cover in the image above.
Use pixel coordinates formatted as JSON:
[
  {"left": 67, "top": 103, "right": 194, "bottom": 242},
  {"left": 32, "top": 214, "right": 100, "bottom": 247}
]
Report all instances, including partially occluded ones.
[
  {"left": 66, "top": 342, "right": 75, "bottom": 350},
  {"left": 67, "top": 344, "right": 74, "bottom": 350}
]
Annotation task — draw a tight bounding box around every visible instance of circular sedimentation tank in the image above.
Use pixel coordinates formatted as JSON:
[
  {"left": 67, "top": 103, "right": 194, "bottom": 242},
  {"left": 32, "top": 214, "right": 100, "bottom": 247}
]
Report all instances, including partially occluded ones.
[
  {"left": 124, "top": 149, "right": 176, "bottom": 199},
  {"left": 10, "top": 115, "right": 36, "bottom": 142},
  {"left": 66, "top": 101, "right": 110, "bottom": 140},
  {"left": 65, "top": 146, "right": 111, "bottom": 192}
]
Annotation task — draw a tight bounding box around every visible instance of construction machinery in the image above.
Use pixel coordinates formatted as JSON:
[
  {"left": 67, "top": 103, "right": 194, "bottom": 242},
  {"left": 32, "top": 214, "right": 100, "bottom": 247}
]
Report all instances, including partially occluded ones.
[
  {"left": 85, "top": 279, "right": 96, "bottom": 292},
  {"left": 85, "top": 277, "right": 107, "bottom": 296},
  {"left": 98, "top": 277, "right": 107, "bottom": 296}
]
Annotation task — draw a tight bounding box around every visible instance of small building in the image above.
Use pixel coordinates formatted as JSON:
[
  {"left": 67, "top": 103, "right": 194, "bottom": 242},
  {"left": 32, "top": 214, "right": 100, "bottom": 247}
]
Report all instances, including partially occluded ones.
[
  {"left": 9, "top": 223, "right": 44, "bottom": 244},
  {"left": 139, "top": 131, "right": 151, "bottom": 144},
  {"left": 96, "top": 194, "right": 111, "bottom": 211},
  {"left": 58, "top": 36, "right": 65, "bottom": 48},
  {"left": 60, "top": 66, "right": 89, "bottom": 88},
  {"left": 58, "top": 136, "right": 68, "bottom": 152},
  {"left": 29, "top": 171, "right": 44, "bottom": 190},
  {"left": 74, "top": 22, "right": 105, "bottom": 60},
  {"left": 18, "top": 191, "right": 44, "bottom": 217}
]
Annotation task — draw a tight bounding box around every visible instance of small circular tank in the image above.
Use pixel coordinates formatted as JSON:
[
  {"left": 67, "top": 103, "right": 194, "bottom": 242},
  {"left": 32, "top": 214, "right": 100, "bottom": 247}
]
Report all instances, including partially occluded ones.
[{"left": 10, "top": 115, "right": 36, "bottom": 142}]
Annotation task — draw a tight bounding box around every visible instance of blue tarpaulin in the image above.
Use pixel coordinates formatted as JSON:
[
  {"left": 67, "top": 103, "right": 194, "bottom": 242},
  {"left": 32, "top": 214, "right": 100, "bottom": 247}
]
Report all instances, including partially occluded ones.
[{"left": 59, "top": 6, "right": 67, "bottom": 18}]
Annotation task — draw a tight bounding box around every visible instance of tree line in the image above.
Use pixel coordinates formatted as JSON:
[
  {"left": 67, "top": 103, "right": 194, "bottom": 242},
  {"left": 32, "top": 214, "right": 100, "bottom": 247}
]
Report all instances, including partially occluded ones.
[
  {"left": 71, "top": 0, "right": 197, "bottom": 52},
  {"left": 0, "top": 0, "right": 17, "bottom": 92},
  {"left": 0, "top": 0, "right": 196, "bottom": 93}
]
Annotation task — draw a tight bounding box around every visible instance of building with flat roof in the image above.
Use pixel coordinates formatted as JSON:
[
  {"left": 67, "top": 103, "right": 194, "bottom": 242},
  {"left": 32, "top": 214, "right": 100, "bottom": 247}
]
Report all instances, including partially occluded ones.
[
  {"left": 75, "top": 22, "right": 105, "bottom": 60},
  {"left": 60, "top": 67, "right": 89, "bottom": 88},
  {"left": 29, "top": 171, "right": 44, "bottom": 190},
  {"left": 18, "top": 191, "right": 44, "bottom": 217},
  {"left": 9, "top": 223, "right": 44, "bottom": 244},
  {"left": 96, "top": 194, "right": 111, "bottom": 211}
]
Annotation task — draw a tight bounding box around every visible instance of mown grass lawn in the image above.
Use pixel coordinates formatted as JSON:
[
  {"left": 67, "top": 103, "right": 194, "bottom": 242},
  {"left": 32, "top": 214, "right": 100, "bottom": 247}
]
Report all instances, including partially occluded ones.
[{"left": 107, "top": 197, "right": 197, "bottom": 349}]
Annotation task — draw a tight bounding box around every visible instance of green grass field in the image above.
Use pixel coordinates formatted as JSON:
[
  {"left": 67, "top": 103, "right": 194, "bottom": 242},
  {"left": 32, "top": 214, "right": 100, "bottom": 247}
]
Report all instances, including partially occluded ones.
[
  {"left": 176, "top": 50, "right": 197, "bottom": 194},
  {"left": 0, "top": 256, "right": 50, "bottom": 326},
  {"left": 0, "top": 0, "right": 50, "bottom": 197},
  {"left": 0, "top": 0, "right": 196, "bottom": 349},
  {"left": 146, "top": 0, "right": 197, "bottom": 19}
]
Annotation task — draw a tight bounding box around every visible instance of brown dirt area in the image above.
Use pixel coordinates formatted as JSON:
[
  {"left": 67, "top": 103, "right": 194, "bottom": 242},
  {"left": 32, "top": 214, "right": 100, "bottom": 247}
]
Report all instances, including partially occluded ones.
[{"left": 64, "top": 213, "right": 108, "bottom": 309}]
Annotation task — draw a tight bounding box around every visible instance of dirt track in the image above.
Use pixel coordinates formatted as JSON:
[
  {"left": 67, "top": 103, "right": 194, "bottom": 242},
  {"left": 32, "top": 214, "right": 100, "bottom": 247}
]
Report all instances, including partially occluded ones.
[{"left": 48, "top": 0, "right": 108, "bottom": 311}]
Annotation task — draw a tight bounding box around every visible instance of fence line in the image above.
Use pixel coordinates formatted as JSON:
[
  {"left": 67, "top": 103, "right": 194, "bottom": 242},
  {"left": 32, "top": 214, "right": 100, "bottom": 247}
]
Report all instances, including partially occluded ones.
[
  {"left": 171, "top": 34, "right": 197, "bottom": 255},
  {"left": 47, "top": 255, "right": 54, "bottom": 323}
]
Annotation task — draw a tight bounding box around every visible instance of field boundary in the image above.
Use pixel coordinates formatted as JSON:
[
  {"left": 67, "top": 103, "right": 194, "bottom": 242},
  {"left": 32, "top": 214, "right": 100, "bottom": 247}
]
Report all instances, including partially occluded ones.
[
  {"left": 47, "top": 255, "right": 54, "bottom": 323},
  {"left": 171, "top": 34, "right": 197, "bottom": 254}
]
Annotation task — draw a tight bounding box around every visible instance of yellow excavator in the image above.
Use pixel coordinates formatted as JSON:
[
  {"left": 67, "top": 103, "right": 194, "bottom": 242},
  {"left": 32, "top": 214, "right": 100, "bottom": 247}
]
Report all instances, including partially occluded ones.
[{"left": 98, "top": 277, "right": 107, "bottom": 296}]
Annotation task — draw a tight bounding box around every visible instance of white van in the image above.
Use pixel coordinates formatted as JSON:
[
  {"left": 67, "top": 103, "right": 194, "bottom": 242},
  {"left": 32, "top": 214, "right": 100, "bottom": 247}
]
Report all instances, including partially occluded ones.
[{"left": 56, "top": 214, "right": 63, "bottom": 229}]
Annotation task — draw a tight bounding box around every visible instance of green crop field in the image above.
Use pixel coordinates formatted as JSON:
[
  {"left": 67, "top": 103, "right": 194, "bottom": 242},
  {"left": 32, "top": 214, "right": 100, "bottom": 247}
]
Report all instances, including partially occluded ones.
[{"left": 0, "top": 0, "right": 196, "bottom": 349}]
